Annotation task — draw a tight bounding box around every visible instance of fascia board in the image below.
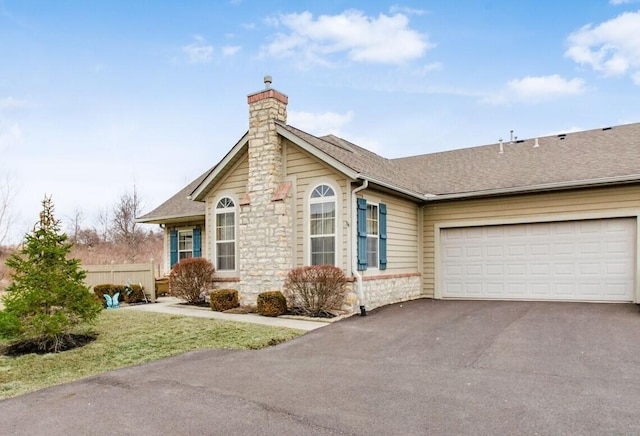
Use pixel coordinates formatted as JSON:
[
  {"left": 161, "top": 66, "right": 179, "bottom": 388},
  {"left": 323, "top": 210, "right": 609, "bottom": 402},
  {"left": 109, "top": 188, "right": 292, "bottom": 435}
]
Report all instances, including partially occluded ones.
[{"left": 190, "top": 133, "right": 249, "bottom": 201}]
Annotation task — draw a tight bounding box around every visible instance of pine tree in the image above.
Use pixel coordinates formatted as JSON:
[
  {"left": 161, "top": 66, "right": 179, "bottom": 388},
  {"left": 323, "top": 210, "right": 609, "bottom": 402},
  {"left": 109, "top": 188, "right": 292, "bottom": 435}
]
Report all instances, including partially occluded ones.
[{"left": 0, "top": 197, "right": 102, "bottom": 352}]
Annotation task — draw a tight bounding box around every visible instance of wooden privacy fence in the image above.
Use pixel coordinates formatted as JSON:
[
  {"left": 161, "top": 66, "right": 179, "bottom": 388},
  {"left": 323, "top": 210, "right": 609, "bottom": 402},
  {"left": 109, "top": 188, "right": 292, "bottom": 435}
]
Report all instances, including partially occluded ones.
[{"left": 83, "top": 261, "right": 157, "bottom": 302}]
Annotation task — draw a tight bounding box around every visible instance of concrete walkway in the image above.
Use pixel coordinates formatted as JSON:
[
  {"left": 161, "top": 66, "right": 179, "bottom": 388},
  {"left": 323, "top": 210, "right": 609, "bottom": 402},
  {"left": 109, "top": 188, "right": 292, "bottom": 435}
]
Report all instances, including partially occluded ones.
[{"left": 123, "top": 297, "right": 331, "bottom": 331}]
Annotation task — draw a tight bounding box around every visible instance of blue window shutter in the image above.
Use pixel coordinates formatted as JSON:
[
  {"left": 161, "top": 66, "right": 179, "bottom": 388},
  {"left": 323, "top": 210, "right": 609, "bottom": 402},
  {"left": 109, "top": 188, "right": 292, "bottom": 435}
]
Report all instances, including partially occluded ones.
[
  {"left": 170, "top": 230, "right": 178, "bottom": 268},
  {"left": 193, "top": 228, "right": 202, "bottom": 258},
  {"left": 379, "top": 203, "right": 387, "bottom": 270},
  {"left": 357, "top": 198, "right": 367, "bottom": 270}
]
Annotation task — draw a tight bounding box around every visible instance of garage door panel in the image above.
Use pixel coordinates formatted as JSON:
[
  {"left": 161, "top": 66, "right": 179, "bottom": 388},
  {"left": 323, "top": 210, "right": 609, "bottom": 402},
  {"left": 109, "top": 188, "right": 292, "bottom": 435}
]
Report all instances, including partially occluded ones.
[
  {"left": 554, "top": 243, "right": 574, "bottom": 256},
  {"left": 530, "top": 283, "right": 552, "bottom": 296},
  {"left": 554, "top": 263, "right": 575, "bottom": 275},
  {"left": 487, "top": 264, "right": 504, "bottom": 276},
  {"left": 579, "top": 263, "right": 600, "bottom": 275},
  {"left": 579, "top": 242, "right": 601, "bottom": 255},
  {"left": 528, "top": 263, "right": 551, "bottom": 276},
  {"left": 508, "top": 244, "right": 527, "bottom": 256},
  {"left": 506, "top": 283, "right": 526, "bottom": 296},
  {"left": 441, "top": 218, "right": 635, "bottom": 302},
  {"left": 579, "top": 283, "right": 601, "bottom": 297},
  {"left": 530, "top": 243, "right": 550, "bottom": 256},
  {"left": 486, "top": 282, "right": 506, "bottom": 295},
  {"left": 606, "top": 283, "right": 631, "bottom": 298},
  {"left": 466, "top": 246, "right": 482, "bottom": 257}
]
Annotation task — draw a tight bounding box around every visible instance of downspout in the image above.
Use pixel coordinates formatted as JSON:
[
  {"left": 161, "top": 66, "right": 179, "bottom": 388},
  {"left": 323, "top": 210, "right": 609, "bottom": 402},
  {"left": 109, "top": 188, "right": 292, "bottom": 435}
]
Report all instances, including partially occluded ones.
[{"left": 351, "top": 179, "right": 368, "bottom": 316}]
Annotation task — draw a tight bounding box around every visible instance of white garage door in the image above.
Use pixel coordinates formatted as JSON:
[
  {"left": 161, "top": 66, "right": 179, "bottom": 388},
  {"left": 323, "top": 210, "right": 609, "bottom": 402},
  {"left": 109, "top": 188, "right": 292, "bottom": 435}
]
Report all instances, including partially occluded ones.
[{"left": 441, "top": 218, "right": 636, "bottom": 302}]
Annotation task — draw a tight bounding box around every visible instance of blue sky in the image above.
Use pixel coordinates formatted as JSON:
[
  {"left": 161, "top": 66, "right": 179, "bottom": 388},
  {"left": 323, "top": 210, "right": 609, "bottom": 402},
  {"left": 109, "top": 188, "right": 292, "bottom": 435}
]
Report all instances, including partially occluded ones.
[{"left": 1, "top": 0, "right": 640, "bottom": 243}]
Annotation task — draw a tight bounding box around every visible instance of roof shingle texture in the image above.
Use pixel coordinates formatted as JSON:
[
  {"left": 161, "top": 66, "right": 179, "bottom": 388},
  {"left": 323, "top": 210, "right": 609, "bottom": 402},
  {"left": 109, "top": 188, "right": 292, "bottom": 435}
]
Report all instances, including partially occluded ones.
[
  {"left": 392, "top": 123, "right": 640, "bottom": 195},
  {"left": 137, "top": 171, "right": 208, "bottom": 222},
  {"left": 279, "top": 123, "right": 423, "bottom": 195}
]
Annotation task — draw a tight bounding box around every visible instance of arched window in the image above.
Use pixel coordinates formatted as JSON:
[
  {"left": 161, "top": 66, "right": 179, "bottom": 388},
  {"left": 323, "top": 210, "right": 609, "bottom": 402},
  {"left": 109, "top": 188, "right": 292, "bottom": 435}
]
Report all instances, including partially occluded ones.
[
  {"left": 309, "top": 184, "right": 336, "bottom": 265},
  {"left": 215, "top": 197, "right": 236, "bottom": 271}
]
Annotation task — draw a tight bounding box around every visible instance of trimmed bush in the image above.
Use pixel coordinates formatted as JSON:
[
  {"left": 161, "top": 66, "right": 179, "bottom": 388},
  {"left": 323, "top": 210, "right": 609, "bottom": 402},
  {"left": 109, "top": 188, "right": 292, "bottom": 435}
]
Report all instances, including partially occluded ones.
[
  {"left": 210, "top": 289, "right": 239, "bottom": 312},
  {"left": 93, "top": 283, "right": 146, "bottom": 306},
  {"left": 123, "top": 283, "right": 145, "bottom": 304},
  {"left": 169, "top": 258, "right": 215, "bottom": 304},
  {"left": 93, "top": 284, "right": 117, "bottom": 303},
  {"left": 283, "top": 266, "right": 346, "bottom": 317},
  {"left": 257, "top": 291, "right": 287, "bottom": 317}
]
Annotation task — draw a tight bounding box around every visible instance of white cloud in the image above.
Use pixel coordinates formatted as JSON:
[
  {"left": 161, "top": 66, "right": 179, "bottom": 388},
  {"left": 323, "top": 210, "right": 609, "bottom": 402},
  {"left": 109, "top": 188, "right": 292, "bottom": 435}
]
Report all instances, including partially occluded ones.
[
  {"left": 413, "top": 62, "right": 443, "bottom": 75},
  {"left": 262, "top": 10, "right": 433, "bottom": 66},
  {"left": 389, "top": 5, "right": 428, "bottom": 16},
  {"left": 182, "top": 35, "right": 213, "bottom": 64},
  {"left": 222, "top": 45, "right": 241, "bottom": 56},
  {"left": 288, "top": 110, "right": 354, "bottom": 136},
  {"left": 565, "top": 11, "right": 640, "bottom": 84},
  {"left": 483, "top": 74, "right": 586, "bottom": 104},
  {"left": 609, "top": 0, "right": 637, "bottom": 4}
]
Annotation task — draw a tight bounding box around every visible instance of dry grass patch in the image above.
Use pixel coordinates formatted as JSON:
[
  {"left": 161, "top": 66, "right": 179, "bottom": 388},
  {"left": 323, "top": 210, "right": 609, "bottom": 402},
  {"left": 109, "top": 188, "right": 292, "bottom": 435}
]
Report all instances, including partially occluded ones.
[{"left": 0, "top": 309, "right": 303, "bottom": 400}]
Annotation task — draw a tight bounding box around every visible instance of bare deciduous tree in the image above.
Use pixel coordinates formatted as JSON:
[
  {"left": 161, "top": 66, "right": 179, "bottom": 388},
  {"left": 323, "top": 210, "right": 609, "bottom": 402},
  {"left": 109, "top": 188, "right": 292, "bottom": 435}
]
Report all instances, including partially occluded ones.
[
  {"left": 0, "top": 174, "right": 17, "bottom": 247},
  {"left": 66, "top": 208, "right": 84, "bottom": 244},
  {"left": 111, "top": 186, "right": 146, "bottom": 255},
  {"left": 76, "top": 227, "right": 101, "bottom": 247},
  {"left": 97, "top": 206, "right": 110, "bottom": 243}
]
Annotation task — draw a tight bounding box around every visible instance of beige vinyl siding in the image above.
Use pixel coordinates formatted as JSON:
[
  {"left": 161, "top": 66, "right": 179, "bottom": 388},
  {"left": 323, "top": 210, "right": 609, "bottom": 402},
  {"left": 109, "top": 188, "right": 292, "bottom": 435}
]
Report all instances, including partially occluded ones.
[
  {"left": 203, "top": 154, "right": 249, "bottom": 270},
  {"left": 163, "top": 221, "right": 206, "bottom": 275},
  {"left": 422, "top": 184, "right": 640, "bottom": 298},
  {"left": 284, "top": 140, "right": 350, "bottom": 270},
  {"left": 359, "top": 189, "right": 420, "bottom": 275}
]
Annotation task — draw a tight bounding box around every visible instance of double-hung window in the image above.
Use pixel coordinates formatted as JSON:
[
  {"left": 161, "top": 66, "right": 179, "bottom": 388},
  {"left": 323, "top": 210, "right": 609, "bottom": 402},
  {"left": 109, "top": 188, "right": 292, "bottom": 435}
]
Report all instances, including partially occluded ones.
[
  {"left": 357, "top": 198, "right": 387, "bottom": 271},
  {"left": 366, "top": 204, "right": 379, "bottom": 268},
  {"left": 169, "top": 227, "right": 202, "bottom": 268},
  {"left": 178, "top": 230, "right": 193, "bottom": 261},
  {"left": 309, "top": 184, "right": 336, "bottom": 266},
  {"left": 215, "top": 197, "right": 236, "bottom": 271}
]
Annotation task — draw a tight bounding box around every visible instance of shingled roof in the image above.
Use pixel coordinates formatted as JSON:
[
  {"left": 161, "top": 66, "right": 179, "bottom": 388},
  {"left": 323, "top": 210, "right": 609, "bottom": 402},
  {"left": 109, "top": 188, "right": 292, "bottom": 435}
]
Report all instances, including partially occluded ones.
[
  {"left": 138, "top": 121, "right": 640, "bottom": 223},
  {"left": 136, "top": 171, "right": 208, "bottom": 224},
  {"left": 392, "top": 122, "right": 640, "bottom": 197},
  {"left": 278, "top": 123, "right": 424, "bottom": 196}
]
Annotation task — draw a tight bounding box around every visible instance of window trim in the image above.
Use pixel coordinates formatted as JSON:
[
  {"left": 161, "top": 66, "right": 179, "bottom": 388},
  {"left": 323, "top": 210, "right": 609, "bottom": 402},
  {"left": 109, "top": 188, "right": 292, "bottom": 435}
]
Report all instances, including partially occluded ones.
[
  {"left": 169, "top": 225, "right": 200, "bottom": 269},
  {"left": 357, "top": 198, "right": 387, "bottom": 271},
  {"left": 214, "top": 196, "right": 237, "bottom": 272},
  {"left": 177, "top": 229, "right": 194, "bottom": 261},
  {"left": 305, "top": 180, "right": 342, "bottom": 267},
  {"left": 366, "top": 202, "right": 380, "bottom": 270}
]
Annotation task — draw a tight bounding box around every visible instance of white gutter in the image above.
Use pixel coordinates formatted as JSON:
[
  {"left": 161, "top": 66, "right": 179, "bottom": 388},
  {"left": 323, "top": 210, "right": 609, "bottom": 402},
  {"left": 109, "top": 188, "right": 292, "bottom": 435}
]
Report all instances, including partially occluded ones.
[
  {"left": 429, "top": 174, "right": 640, "bottom": 201},
  {"left": 361, "top": 174, "right": 430, "bottom": 201},
  {"left": 351, "top": 179, "right": 368, "bottom": 316}
]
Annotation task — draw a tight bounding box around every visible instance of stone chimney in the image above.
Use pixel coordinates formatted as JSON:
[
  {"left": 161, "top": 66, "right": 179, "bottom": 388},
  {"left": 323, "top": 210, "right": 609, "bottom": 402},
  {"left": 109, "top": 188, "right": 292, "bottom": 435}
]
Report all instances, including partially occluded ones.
[
  {"left": 246, "top": 75, "right": 288, "bottom": 202},
  {"left": 239, "top": 76, "right": 292, "bottom": 302}
]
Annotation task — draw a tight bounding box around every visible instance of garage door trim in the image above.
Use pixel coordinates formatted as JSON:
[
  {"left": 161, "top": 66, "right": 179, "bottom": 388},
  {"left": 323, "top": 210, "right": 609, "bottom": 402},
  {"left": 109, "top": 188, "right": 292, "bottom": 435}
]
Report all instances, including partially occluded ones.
[{"left": 434, "top": 210, "right": 640, "bottom": 303}]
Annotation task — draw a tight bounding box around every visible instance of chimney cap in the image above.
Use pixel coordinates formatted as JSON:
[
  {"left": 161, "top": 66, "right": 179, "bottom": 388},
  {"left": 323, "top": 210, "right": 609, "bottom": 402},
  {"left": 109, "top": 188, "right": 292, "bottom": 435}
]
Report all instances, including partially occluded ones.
[{"left": 264, "top": 75, "right": 272, "bottom": 89}]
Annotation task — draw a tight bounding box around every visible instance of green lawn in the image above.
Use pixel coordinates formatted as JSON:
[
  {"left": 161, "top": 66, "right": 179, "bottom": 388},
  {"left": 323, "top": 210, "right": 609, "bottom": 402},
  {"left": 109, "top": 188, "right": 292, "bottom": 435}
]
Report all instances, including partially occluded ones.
[{"left": 0, "top": 309, "right": 304, "bottom": 400}]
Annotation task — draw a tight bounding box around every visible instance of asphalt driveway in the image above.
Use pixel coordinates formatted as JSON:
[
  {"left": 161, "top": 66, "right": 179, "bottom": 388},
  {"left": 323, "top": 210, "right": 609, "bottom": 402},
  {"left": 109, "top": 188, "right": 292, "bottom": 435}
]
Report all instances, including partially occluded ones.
[{"left": 2, "top": 299, "right": 640, "bottom": 435}]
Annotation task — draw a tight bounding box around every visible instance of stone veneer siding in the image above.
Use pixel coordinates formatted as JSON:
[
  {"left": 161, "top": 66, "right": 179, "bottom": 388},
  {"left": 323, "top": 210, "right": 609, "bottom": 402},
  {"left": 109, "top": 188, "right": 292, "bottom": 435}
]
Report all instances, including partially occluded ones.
[
  {"left": 357, "top": 273, "right": 423, "bottom": 311},
  {"left": 238, "top": 87, "right": 293, "bottom": 304}
]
